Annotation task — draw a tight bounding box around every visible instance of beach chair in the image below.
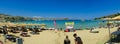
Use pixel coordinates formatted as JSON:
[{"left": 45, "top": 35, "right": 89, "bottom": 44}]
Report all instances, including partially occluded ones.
[
  {"left": 41, "top": 28, "right": 46, "bottom": 30},
  {"left": 20, "top": 32, "right": 30, "bottom": 37},
  {"left": 30, "top": 29, "right": 40, "bottom": 34},
  {"left": 29, "top": 28, "right": 40, "bottom": 34},
  {"left": 22, "top": 29, "right": 28, "bottom": 32},
  {"left": 30, "top": 31, "right": 39, "bottom": 35},
  {"left": 34, "top": 28, "right": 40, "bottom": 32},
  {"left": 6, "top": 34, "right": 19, "bottom": 42},
  {"left": 90, "top": 31, "right": 99, "bottom": 33},
  {"left": 89, "top": 28, "right": 99, "bottom": 33},
  {"left": 12, "top": 30, "right": 19, "bottom": 33},
  {"left": 28, "top": 28, "right": 33, "bottom": 31},
  {"left": 89, "top": 29, "right": 99, "bottom": 33},
  {"left": 10, "top": 27, "right": 20, "bottom": 33}
]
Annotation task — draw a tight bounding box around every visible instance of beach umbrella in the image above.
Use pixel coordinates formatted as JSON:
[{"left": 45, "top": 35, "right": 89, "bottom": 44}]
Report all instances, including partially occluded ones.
[
  {"left": 105, "top": 18, "right": 113, "bottom": 43},
  {"left": 40, "top": 24, "right": 46, "bottom": 28},
  {"left": 40, "top": 24, "right": 46, "bottom": 26},
  {"left": 19, "top": 23, "right": 26, "bottom": 26}
]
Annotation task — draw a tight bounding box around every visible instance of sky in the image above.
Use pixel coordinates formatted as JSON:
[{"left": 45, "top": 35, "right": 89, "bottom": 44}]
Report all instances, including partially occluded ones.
[{"left": 0, "top": 0, "right": 120, "bottom": 19}]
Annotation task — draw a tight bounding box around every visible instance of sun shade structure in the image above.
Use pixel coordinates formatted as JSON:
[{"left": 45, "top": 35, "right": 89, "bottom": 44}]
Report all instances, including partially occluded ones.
[
  {"left": 112, "top": 31, "right": 120, "bottom": 35},
  {"left": 65, "top": 22, "right": 74, "bottom": 29},
  {"left": 65, "top": 22, "right": 75, "bottom": 32},
  {"left": 65, "top": 22, "right": 74, "bottom": 26}
]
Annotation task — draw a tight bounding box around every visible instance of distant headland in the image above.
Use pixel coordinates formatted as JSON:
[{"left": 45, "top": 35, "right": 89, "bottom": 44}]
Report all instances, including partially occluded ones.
[
  {"left": 0, "top": 13, "right": 70, "bottom": 22},
  {"left": 94, "top": 13, "right": 120, "bottom": 20}
]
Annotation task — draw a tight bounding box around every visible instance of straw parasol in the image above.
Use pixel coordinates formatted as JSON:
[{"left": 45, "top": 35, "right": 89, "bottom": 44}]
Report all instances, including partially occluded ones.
[
  {"left": 40, "top": 24, "right": 46, "bottom": 26},
  {"left": 18, "top": 23, "right": 26, "bottom": 26}
]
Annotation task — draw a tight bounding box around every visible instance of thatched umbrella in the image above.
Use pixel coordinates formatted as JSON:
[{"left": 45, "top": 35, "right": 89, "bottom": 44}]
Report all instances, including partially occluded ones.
[
  {"left": 40, "top": 24, "right": 46, "bottom": 26},
  {"left": 18, "top": 23, "right": 26, "bottom": 27},
  {"left": 39, "top": 24, "right": 46, "bottom": 28}
]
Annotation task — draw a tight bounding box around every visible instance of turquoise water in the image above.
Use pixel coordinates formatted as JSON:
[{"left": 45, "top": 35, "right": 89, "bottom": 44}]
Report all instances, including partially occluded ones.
[{"left": 14, "top": 20, "right": 107, "bottom": 30}]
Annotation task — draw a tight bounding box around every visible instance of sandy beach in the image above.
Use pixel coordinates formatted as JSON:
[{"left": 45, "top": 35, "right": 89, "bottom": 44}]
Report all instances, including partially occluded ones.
[
  {"left": 1, "top": 0, "right": 120, "bottom": 44},
  {"left": 0, "top": 27, "right": 118, "bottom": 44}
]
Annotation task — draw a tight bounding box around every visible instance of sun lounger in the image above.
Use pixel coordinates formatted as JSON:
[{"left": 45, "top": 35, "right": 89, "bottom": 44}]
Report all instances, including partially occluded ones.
[
  {"left": 41, "top": 28, "right": 46, "bottom": 30},
  {"left": 28, "top": 28, "right": 33, "bottom": 31},
  {"left": 20, "top": 32, "right": 30, "bottom": 37},
  {"left": 10, "top": 30, "right": 19, "bottom": 33},
  {"left": 90, "top": 30, "right": 99, "bottom": 33},
  {"left": 22, "top": 29, "right": 28, "bottom": 32},
  {"left": 30, "top": 32, "right": 39, "bottom": 35},
  {"left": 34, "top": 28, "right": 41, "bottom": 32},
  {"left": 6, "top": 34, "right": 20, "bottom": 42},
  {"left": 89, "top": 28, "right": 99, "bottom": 33}
]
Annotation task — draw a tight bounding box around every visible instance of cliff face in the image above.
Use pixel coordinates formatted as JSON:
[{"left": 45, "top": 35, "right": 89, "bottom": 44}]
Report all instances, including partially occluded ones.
[{"left": 94, "top": 13, "right": 120, "bottom": 20}]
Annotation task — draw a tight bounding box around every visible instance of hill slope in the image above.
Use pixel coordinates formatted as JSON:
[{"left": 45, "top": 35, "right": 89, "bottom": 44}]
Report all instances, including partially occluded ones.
[
  {"left": 0, "top": 14, "right": 33, "bottom": 22},
  {"left": 94, "top": 13, "right": 120, "bottom": 20}
]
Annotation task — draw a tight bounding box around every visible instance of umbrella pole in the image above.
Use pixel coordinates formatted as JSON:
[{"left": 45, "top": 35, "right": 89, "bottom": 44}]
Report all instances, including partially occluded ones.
[{"left": 107, "top": 18, "right": 112, "bottom": 44}]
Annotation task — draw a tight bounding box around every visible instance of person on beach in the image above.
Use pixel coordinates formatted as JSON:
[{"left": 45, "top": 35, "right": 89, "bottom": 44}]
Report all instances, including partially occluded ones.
[
  {"left": 117, "top": 27, "right": 120, "bottom": 31},
  {"left": 3, "top": 27, "right": 8, "bottom": 42},
  {"left": 0, "top": 40, "right": 3, "bottom": 44},
  {"left": 64, "top": 35, "right": 70, "bottom": 44},
  {"left": 73, "top": 33, "right": 83, "bottom": 44}
]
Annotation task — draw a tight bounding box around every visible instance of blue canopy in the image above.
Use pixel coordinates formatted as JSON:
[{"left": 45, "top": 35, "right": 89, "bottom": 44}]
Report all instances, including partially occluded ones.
[{"left": 112, "top": 31, "right": 120, "bottom": 35}]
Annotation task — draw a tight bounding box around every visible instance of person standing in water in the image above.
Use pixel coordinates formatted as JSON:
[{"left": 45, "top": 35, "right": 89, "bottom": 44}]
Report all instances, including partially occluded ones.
[
  {"left": 64, "top": 35, "right": 70, "bottom": 44},
  {"left": 73, "top": 33, "right": 83, "bottom": 44}
]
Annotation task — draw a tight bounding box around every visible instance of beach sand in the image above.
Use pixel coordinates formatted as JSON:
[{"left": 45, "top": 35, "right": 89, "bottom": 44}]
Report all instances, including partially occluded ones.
[{"left": 0, "top": 27, "right": 118, "bottom": 44}]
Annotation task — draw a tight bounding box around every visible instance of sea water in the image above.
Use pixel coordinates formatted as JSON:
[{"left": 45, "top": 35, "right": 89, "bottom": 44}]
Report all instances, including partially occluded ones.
[{"left": 14, "top": 20, "right": 107, "bottom": 30}]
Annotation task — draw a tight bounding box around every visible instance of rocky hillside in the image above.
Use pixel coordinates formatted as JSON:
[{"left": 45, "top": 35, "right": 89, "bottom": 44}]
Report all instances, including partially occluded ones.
[
  {"left": 0, "top": 14, "right": 33, "bottom": 22},
  {"left": 94, "top": 13, "right": 120, "bottom": 20}
]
